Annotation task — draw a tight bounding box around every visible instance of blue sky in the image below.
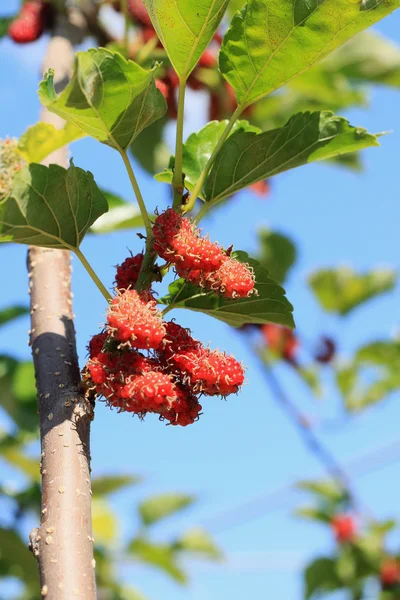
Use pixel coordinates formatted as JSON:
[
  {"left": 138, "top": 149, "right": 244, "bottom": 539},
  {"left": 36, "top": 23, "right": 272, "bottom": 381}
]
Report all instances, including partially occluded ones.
[{"left": 0, "top": 3, "right": 400, "bottom": 599}]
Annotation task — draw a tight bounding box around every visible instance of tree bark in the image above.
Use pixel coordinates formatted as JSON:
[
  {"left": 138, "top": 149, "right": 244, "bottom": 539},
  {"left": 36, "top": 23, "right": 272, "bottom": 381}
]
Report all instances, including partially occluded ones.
[{"left": 28, "top": 10, "right": 97, "bottom": 600}]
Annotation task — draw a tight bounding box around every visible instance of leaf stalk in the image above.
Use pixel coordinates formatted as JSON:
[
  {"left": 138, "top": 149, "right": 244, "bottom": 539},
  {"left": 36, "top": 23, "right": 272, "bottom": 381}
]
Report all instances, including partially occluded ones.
[
  {"left": 172, "top": 78, "right": 187, "bottom": 209},
  {"left": 75, "top": 249, "right": 112, "bottom": 302},
  {"left": 184, "top": 105, "right": 243, "bottom": 213}
]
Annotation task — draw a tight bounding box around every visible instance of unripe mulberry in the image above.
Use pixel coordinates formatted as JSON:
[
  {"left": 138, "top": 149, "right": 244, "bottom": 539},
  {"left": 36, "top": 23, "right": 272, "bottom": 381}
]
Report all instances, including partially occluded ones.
[
  {"left": 331, "top": 514, "right": 356, "bottom": 544},
  {"left": 115, "top": 254, "right": 143, "bottom": 290},
  {"left": 88, "top": 332, "right": 108, "bottom": 358},
  {"left": 8, "top": 1, "right": 48, "bottom": 44},
  {"left": 127, "top": 0, "right": 152, "bottom": 26},
  {"left": 380, "top": 558, "right": 400, "bottom": 588},
  {"left": 159, "top": 321, "right": 202, "bottom": 360},
  {"left": 177, "top": 256, "right": 256, "bottom": 299},
  {"left": 153, "top": 209, "right": 224, "bottom": 271},
  {"left": 262, "top": 324, "right": 298, "bottom": 363},
  {"left": 198, "top": 50, "right": 217, "bottom": 68},
  {"left": 206, "top": 256, "right": 255, "bottom": 298},
  {"left": 123, "top": 371, "right": 178, "bottom": 412},
  {"left": 107, "top": 289, "right": 165, "bottom": 349},
  {"left": 163, "top": 387, "right": 202, "bottom": 426},
  {"left": 86, "top": 349, "right": 156, "bottom": 400},
  {"left": 155, "top": 79, "right": 169, "bottom": 100},
  {"left": 250, "top": 180, "right": 270, "bottom": 197},
  {"left": 173, "top": 348, "right": 245, "bottom": 396}
]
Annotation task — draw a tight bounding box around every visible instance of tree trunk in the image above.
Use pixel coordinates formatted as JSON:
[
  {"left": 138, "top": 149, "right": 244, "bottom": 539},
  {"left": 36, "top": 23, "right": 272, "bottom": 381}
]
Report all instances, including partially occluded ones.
[{"left": 28, "top": 10, "right": 97, "bottom": 600}]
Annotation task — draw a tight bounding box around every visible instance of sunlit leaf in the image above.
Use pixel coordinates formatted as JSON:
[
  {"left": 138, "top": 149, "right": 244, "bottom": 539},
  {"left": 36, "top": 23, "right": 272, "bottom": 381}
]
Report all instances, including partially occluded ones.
[
  {"left": 18, "top": 122, "right": 85, "bottom": 164},
  {"left": 296, "top": 366, "right": 322, "bottom": 397},
  {"left": 304, "top": 557, "right": 343, "bottom": 599},
  {"left": 143, "top": 0, "right": 228, "bottom": 77},
  {"left": 294, "top": 506, "right": 332, "bottom": 524},
  {"left": 0, "top": 305, "right": 29, "bottom": 327},
  {"left": 92, "top": 499, "right": 119, "bottom": 545},
  {"left": 0, "top": 17, "right": 14, "bottom": 38},
  {"left": 139, "top": 493, "right": 195, "bottom": 526},
  {"left": 130, "top": 116, "right": 170, "bottom": 175},
  {"left": 0, "top": 162, "right": 108, "bottom": 250},
  {"left": 129, "top": 537, "right": 187, "bottom": 583},
  {"left": 336, "top": 340, "right": 400, "bottom": 412},
  {"left": 258, "top": 229, "right": 297, "bottom": 285},
  {"left": 0, "top": 528, "right": 38, "bottom": 587},
  {"left": 328, "top": 152, "right": 363, "bottom": 172},
  {"left": 309, "top": 267, "right": 396, "bottom": 316},
  {"left": 174, "top": 528, "right": 221, "bottom": 559},
  {"left": 327, "top": 31, "right": 400, "bottom": 88},
  {"left": 155, "top": 120, "right": 259, "bottom": 196},
  {"left": 297, "top": 479, "right": 348, "bottom": 504},
  {"left": 204, "top": 112, "right": 380, "bottom": 206},
  {"left": 0, "top": 356, "right": 37, "bottom": 432},
  {"left": 160, "top": 252, "right": 294, "bottom": 328},
  {"left": 39, "top": 49, "right": 166, "bottom": 151},
  {"left": 220, "top": 0, "right": 400, "bottom": 108},
  {"left": 7, "top": 483, "right": 41, "bottom": 516},
  {"left": 91, "top": 475, "right": 141, "bottom": 497},
  {"left": 0, "top": 443, "right": 40, "bottom": 482},
  {"left": 90, "top": 190, "right": 144, "bottom": 234}
]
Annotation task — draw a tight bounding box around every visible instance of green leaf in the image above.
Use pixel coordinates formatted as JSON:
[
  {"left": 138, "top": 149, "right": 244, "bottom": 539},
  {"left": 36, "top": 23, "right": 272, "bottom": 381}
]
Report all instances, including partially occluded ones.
[
  {"left": 289, "top": 66, "right": 366, "bottom": 109},
  {"left": 0, "top": 445, "right": 40, "bottom": 482},
  {"left": 160, "top": 251, "right": 294, "bottom": 328},
  {"left": 220, "top": 0, "right": 400, "bottom": 108},
  {"left": 11, "top": 361, "right": 36, "bottom": 405},
  {"left": 329, "top": 152, "right": 363, "bottom": 172},
  {"left": 0, "top": 17, "right": 14, "bottom": 38},
  {"left": 5, "top": 483, "right": 41, "bottom": 516},
  {"left": 155, "top": 120, "right": 259, "bottom": 196},
  {"left": 294, "top": 506, "right": 333, "bottom": 524},
  {"left": 143, "top": 0, "right": 228, "bottom": 78},
  {"left": 336, "top": 364, "right": 358, "bottom": 397},
  {"left": 0, "top": 305, "right": 29, "bottom": 327},
  {"left": 314, "top": 31, "right": 400, "bottom": 89},
  {"left": 258, "top": 229, "right": 297, "bottom": 285},
  {"left": 0, "top": 528, "right": 38, "bottom": 587},
  {"left": 355, "top": 523, "right": 394, "bottom": 563},
  {"left": 129, "top": 537, "right": 187, "bottom": 584},
  {"left": 304, "top": 557, "right": 343, "bottom": 599},
  {"left": 91, "top": 475, "right": 141, "bottom": 497},
  {"left": 18, "top": 122, "right": 85, "bottom": 164},
  {"left": 227, "top": 0, "right": 246, "bottom": 16},
  {"left": 336, "top": 545, "right": 357, "bottom": 583},
  {"left": 337, "top": 340, "right": 400, "bottom": 412},
  {"left": 92, "top": 499, "right": 119, "bottom": 545},
  {"left": 139, "top": 493, "right": 195, "bottom": 526},
  {"left": 296, "top": 365, "right": 322, "bottom": 397},
  {"left": 309, "top": 267, "right": 396, "bottom": 316},
  {"left": 0, "top": 162, "right": 108, "bottom": 250},
  {"left": 130, "top": 116, "right": 170, "bottom": 175},
  {"left": 90, "top": 190, "right": 144, "bottom": 234},
  {"left": 356, "top": 340, "right": 400, "bottom": 366},
  {"left": 204, "top": 111, "right": 380, "bottom": 205},
  {"left": 39, "top": 49, "right": 166, "bottom": 151},
  {"left": 297, "top": 479, "right": 348, "bottom": 504},
  {"left": 174, "top": 528, "right": 222, "bottom": 559},
  {"left": 0, "top": 356, "right": 38, "bottom": 432}
]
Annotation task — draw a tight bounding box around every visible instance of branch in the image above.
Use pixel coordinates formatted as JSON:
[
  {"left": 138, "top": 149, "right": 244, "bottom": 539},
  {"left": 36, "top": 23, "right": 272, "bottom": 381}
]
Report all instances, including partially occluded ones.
[
  {"left": 251, "top": 341, "right": 372, "bottom": 516},
  {"left": 28, "top": 8, "right": 96, "bottom": 598}
]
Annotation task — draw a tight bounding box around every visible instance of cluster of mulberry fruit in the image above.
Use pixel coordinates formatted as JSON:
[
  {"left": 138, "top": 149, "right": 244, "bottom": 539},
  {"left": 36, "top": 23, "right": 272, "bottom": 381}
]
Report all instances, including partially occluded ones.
[
  {"left": 83, "top": 209, "right": 252, "bottom": 426},
  {"left": 153, "top": 208, "right": 256, "bottom": 298}
]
